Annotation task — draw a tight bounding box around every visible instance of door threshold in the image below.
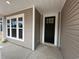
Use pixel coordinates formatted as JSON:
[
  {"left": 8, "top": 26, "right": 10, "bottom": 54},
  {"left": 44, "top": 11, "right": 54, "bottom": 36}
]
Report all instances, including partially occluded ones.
[{"left": 43, "top": 43, "right": 55, "bottom": 47}]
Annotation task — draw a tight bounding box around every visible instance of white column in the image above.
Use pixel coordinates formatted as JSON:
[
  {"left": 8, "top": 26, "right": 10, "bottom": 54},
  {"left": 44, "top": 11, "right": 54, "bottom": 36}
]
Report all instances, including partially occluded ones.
[
  {"left": 0, "top": 50, "right": 1, "bottom": 59},
  {"left": 0, "top": 46, "right": 4, "bottom": 59}
]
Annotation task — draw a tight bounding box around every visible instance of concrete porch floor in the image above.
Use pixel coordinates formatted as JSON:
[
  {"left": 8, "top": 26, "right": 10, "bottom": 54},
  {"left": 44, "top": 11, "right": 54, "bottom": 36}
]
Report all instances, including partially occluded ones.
[{"left": 0, "top": 42, "right": 63, "bottom": 59}]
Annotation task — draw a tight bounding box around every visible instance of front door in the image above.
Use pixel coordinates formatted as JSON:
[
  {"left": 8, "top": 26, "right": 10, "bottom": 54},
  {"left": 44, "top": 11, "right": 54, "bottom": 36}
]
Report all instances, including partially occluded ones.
[{"left": 44, "top": 16, "right": 55, "bottom": 44}]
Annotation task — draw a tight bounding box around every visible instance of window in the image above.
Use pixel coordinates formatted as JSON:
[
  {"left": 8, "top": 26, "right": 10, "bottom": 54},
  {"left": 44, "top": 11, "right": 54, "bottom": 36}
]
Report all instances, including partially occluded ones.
[
  {"left": 8, "top": 28, "right": 10, "bottom": 36},
  {"left": 11, "top": 18, "right": 17, "bottom": 37},
  {"left": 6, "top": 14, "right": 24, "bottom": 41},
  {"left": 0, "top": 18, "right": 2, "bottom": 32},
  {"left": 18, "top": 17, "right": 23, "bottom": 39},
  {"left": 0, "top": 22, "right": 2, "bottom": 32},
  {"left": 7, "top": 20, "right": 10, "bottom": 36}
]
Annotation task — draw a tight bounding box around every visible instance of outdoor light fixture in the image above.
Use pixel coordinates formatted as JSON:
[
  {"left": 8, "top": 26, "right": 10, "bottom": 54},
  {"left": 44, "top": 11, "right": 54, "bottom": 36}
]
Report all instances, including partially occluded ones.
[{"left": 6, "top": 1, "right": 10, "bottom": 4}]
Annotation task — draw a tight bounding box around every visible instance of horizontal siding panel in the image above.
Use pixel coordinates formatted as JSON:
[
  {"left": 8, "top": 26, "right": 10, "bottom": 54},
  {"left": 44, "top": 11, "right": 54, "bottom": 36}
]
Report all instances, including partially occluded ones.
[
  {"left": 65, "top": 0, "right": 78, "bottom": 16},
  {"left": 62, "top": 0, "right": 74, "bottom": 12},
  {"left": 65, "top": 17, "right": 79, "bottom": 24},
  {"left": 65, "top": 9, "right": 79, "bottom": 22},
  {"left": 66, "top": 3, "right": 79, "bottom": 18},
  {"left": 61, "top": 0, "right": 79, "bottom": 59}
]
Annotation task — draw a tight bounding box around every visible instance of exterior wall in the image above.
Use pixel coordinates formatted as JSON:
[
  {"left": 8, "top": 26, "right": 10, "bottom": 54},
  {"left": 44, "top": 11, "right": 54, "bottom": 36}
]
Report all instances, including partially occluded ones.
[
  {"left": 61, "top": 0, "right": 79, "bottom": 59},
  {"left": 5, "top": 8, "right": 33, "bottom": 49},
  {"left": 34, "top": 9, "right": 41, "bottom": 49},
  {"left": 0, "top": 50, "right": 1, "bottom": 59},
  {"left": 3, "top": 17, "right": 6, "bottom": 41},
  {"left": 0, "top": 32, "right": 2, "bottom": 40}
]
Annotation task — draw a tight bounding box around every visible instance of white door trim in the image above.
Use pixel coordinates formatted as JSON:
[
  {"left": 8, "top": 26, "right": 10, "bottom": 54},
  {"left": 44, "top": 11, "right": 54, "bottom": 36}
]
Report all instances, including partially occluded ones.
[{"left": 42, "top": 14, "right": 58, "bottom": 47}]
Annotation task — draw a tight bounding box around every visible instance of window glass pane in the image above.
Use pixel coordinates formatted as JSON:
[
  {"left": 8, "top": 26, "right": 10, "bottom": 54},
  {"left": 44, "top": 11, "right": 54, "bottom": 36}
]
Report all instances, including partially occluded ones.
[
  {"left": 8, "top": 28, "right": 10, "bottom": 36},
  {"left": 0, "top": 22, "right": 2, "bottom": 31},
  {"left": 7, "top": 20, "right": 10, "bottom": 27},
  {"left": 12, "top": 29, "right": 16, "bottom": 37},
  {"left": 7, "top": 20, "right": 10, "bottom": 23},
  {"left": 18, "top": 17, "right": 23, "bottom": 21},
  {"left": 18, "top": 17, "right": 23, "bottom": 28},
  {"left": 19, "top": 29, "right": 22, "bottom": 39},
  {"left": 19, "top": 23, "right": 23, "bottom": 28},
  {"left": 11, "top": 18, "right": 17, "bottom": 29}
]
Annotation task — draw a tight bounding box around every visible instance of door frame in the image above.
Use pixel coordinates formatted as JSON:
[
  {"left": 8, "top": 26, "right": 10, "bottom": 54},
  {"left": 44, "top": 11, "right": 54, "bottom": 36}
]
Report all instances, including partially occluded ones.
[{"left": 42, "top": 14, "right": 58, "bottom": 47}]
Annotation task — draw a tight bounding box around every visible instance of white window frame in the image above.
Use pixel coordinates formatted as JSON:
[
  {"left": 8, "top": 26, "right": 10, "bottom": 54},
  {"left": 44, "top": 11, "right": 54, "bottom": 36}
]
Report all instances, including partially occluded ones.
[{"left": 6, "top": 13, "right": 24, "bottom": 42}]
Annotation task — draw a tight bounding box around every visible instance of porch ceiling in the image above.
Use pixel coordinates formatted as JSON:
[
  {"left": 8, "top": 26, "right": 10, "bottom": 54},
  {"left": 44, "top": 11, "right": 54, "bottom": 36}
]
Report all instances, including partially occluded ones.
[{"left": 0, "top": 0, "right": 66, "bottom": 16}]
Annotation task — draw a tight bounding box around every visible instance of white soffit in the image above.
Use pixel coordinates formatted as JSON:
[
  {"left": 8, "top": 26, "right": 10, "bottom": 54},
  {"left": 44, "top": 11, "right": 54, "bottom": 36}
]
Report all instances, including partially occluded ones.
[{"left": 0, "top": 0, "right": 66, "bottom": 15}]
